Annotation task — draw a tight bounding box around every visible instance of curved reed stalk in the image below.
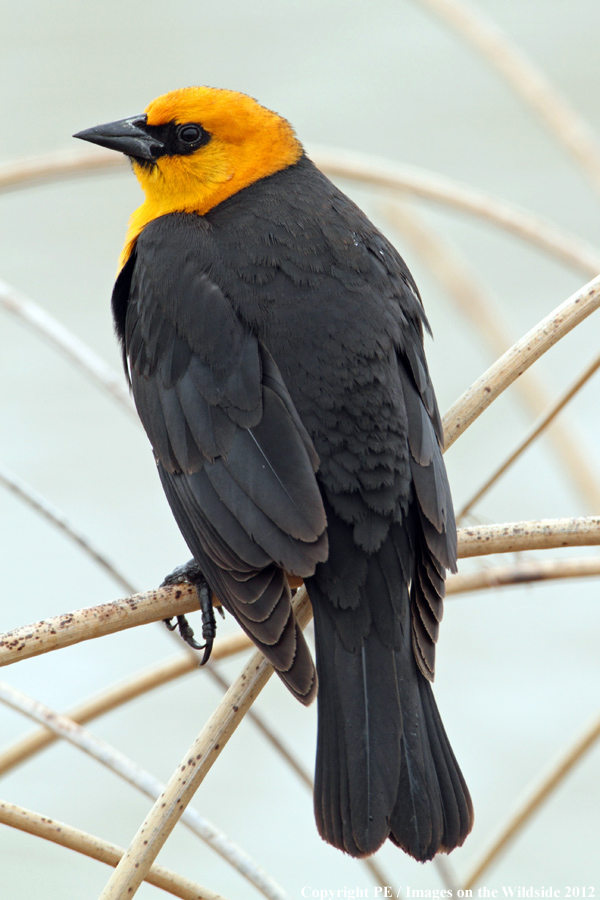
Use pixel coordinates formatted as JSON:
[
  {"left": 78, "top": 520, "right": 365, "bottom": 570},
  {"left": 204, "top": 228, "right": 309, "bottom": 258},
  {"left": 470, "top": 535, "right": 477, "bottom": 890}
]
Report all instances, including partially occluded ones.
[
  {"left": 0, "top": 148, "right": 124, "bottom": 192},
  {"left": 385, "top": 200, "right": 600, "bottom": 511},
  {"left": 0, "top": 462, "right": 137, "bottom": 595},
  {"left": 458, "top": 516, "right": 600, "bottom": 557},
  {"left": 2, "top": 517, "right": 599, "bottom": 671},
  {"left": 413, "top": 0, "right": 600, "bottom": 194},
  {"left": 0, "top": 681, "right": 291, "bottom": 900},
  {"left": 96, "top": 589, "right": 311, "bottom": 900},
  {"left": 0, "top": 586, "right": 250, "bottom": 667},
  {"left": 447, "top": 556, "right": 600, "bottom": 595},
  {"left": 0, "top": 799, "right": 225, "bottom": 900},
  {"left": 458, "top": 351, "right": 600, "bottom": 519},
  {"left": 464, "top": 712, "right": 600, "bottom": 888},
  {"left": 311, "top": 147, "right": 600, "bottom": 276},
  {"left": 2, "top": 147, "right": 600, "bottom": 276},
  {"left": 0, "top": 583, "right": 196, "bottom": 666},
  {"left": 0, "top": 279, "right": 135, "bottom": 416},
  {"left": 443, "top": 274, "right": 600, "bottom": 449}
]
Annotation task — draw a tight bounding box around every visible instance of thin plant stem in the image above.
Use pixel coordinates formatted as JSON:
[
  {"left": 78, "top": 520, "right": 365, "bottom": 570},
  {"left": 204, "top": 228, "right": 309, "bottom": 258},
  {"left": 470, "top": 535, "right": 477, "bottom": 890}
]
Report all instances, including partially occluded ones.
[
  {"left": 0, "top": 799, "right": 226, "bottom": 900},
  {"left": 0, "top": 462, "right": 137, "bottom": 595},
  {"left": 458, "top": 351, "right": 600, "bottom": 519},
  {"left": 0, "top": 279, "right": 134, "bottom": 417},
  {"left": 457, "top": 516, "right": 600, "bottom": 558},
  {"left": 3, "top": 147, "right": 600, "bottom": 276},
  {"left": 447, "top": 556, "right": 600, "bottom": 596},
  {"left": 385, "top": 200, "right": 600, "bottom": 512},
  {"left": 206, "top": 667, "right": 313, "bottom": 791},
  {"left": 0, "top": 681, "right": 291, "bottom": 900},
  {"left": 464, "top": 713, "right": 600, "bottom": 888},
  {"left": 96, "top": 590, "right": 312, "bottom": 900},
  {"left": 412, "top": 0, "right": 600, "bottom": 194},
  {"left": 0, "top": 583, "right": 205, "bottom": 666},
  {"left": 0, "top": 148, "right": 124, "bottom": 192},
  {"left": 3, "top": 519, "right": 600, "bottom": 668},
  {"left": 311, "top": 147, "right": 600, "bottom": 276},
  {"left": 443, "top": 275, "right": 600, "bottom": 450}
]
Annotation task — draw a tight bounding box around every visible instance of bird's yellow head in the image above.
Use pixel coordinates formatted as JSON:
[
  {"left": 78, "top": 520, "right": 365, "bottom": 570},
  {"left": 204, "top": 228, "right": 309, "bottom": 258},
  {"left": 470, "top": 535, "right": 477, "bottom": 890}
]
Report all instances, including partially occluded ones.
[{"left": 74, "top": 86, "right": 303, "bottom": 268}]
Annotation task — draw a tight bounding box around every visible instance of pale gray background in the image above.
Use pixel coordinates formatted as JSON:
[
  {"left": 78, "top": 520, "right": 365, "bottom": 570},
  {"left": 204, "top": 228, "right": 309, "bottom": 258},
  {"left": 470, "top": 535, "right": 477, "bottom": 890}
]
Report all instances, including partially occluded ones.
[{"left": 1, "top": 1, "right": 599, "bottom": 898}]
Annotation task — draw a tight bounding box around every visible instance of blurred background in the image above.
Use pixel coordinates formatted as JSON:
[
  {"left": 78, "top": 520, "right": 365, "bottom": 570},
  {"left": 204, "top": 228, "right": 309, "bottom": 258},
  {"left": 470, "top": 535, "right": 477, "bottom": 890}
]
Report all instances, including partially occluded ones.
[{"left": 1, "top": 0, "right": 599, "bottom": 897}]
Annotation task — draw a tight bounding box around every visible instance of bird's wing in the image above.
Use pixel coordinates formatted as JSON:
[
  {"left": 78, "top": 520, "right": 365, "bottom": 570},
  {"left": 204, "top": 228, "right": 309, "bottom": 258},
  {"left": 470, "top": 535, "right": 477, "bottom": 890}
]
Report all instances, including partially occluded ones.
[
  {"left": 396, "top": 318, "right": 457, "bottom": 681},
  {"left": 115, "top": 215, "right": 328, "bottom": 701}
]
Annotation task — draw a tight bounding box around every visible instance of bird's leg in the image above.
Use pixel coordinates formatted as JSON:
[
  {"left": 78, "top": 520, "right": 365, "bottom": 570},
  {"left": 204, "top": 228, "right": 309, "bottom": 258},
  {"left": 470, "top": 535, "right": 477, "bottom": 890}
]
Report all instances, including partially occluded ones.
[{"left": 161, "top": 560, "right": 218, "bottom": 665}]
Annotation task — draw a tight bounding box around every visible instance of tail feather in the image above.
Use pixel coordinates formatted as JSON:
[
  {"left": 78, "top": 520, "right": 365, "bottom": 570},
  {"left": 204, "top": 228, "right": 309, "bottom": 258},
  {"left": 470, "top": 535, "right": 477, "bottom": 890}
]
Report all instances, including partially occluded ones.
[
  {"left": 312, "top": 593, "right": 403, "bottom": 857},
  {"left": 389, "top": 639, "right": 445, "bottom": 859},
  {"left": 390, "top": 667, "right": 471, "bottom": 860},
  {"left": 418, "top": 677, "right": 473, "bottom": 850},
  {"left": 309, "top": 538, "right": 473, "bottom": 860}
]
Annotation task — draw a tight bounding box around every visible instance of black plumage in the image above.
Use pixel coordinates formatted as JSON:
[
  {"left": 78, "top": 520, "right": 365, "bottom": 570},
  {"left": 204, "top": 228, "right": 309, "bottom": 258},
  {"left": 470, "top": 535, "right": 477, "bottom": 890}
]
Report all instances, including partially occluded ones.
[{"left": 109, "top": 151, "right": 472, "bottom": 858}]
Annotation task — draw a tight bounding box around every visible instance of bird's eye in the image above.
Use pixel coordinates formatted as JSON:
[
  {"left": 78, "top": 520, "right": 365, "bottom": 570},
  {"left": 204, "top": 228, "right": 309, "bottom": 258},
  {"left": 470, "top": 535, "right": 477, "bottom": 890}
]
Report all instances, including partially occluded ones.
[{"left": 177, "top": 124, "right": 202, "bottom": 144}]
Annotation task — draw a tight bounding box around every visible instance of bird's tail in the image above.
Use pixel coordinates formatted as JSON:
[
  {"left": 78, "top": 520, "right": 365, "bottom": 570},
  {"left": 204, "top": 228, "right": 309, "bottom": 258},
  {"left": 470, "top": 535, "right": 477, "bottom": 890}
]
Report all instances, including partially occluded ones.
[{"left": 309, "top": 581, "right": 473, "bottom": 860}]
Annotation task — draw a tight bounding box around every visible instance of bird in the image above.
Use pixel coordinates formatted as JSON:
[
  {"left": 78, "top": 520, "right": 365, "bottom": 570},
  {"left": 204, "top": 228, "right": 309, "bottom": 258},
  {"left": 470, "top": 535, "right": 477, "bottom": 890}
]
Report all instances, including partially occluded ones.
[{"left": 74, "top": 86, "right": 473, "bottom": 861}]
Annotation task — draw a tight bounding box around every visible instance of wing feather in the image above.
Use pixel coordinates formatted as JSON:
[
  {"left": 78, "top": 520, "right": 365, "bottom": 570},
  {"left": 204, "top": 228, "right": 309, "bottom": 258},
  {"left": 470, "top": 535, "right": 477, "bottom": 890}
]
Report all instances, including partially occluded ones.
[{"left": 124, "top": 217, "right": 327, "bottom": 702}]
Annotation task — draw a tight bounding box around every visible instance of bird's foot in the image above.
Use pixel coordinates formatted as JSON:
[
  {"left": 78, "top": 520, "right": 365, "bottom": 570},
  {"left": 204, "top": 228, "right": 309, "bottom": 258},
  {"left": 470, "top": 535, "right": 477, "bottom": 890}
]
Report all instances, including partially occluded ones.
[{"left": 161, "top": 560, "right": 217, "bottom": 665}]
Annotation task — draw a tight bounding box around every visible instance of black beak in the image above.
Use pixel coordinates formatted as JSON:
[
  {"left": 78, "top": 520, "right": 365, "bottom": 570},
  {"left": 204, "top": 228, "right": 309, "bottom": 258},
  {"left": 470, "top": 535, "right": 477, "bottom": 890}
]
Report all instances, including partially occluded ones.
[{"left": 73, "top": 115, "right": 164, "bottom": 162}]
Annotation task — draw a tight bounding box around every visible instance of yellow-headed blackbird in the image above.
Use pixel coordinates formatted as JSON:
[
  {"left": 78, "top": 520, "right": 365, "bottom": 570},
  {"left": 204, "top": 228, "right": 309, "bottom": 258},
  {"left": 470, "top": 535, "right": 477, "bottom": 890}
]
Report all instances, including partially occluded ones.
[{"left": 75, "top": 87, "right": 473, "bottom": 860}]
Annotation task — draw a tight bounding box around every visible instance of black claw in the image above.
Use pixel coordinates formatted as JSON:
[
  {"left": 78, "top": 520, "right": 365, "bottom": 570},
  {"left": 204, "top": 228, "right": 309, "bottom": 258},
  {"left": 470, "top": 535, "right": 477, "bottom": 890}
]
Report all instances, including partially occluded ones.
[
  {"left": 161, "top": 560, "right": 217, "bottom": 664},
  {"left": 197, "top": 581, "right": 216, "bottom": 665},
  {"left": 163, "top": 614, "right": 205, "bottom": 650},
  {"left": 199, "top": 637, "right": 213, "bottom": 666}
]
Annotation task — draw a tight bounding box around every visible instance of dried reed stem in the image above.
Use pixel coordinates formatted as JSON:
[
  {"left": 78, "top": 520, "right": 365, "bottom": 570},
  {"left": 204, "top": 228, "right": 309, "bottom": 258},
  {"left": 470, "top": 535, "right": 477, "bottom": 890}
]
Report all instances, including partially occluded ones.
[
  {"left": 457, "top": 516, "right": 600, "bottom": 558},
  {"left": 447, "top": 556, "right": 600, "bottom": 595},
  {"left": 3, "top": 518, "right": 599, "bottom": 669},
  {"left": 0, "top": 279, "right": 135, "bottom": 416},
  {"left": 0, "top": 682, "right": 290, "bottom": 900},
  {"left": 385, "top": 201, "right": 600, "bottom": 512},
  {"left": 0, "top": 583, "right": 201, "bottom": 666},
  {"left": 0, "top": 799, "right": 225, "bottom": 900},
  {"left": 443, "top": 275, "right": 600, "bottom": 449},
  {"left": 97, "top": 589, "right": 312, "bottom": 900},
  {"left": 464, "top": 712, "right": 600, "bottom": 888},
  {"left": 206, "top": 667, "right": 313, "bottom": 790},
  {"left": 3, "top": 147, "right": 600, "bottom": 276},
  {"left": 0, "top": 462, "right": 137, "bottom": 595},
  {"left": 413, "top": 0, "right": 600, "bottom": 193},
  {"left": 0, "top": 148, "right": 125, "bottom": 192},
  {"left": 458, "top": 351, "right": 600, "bottom": 518}
]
